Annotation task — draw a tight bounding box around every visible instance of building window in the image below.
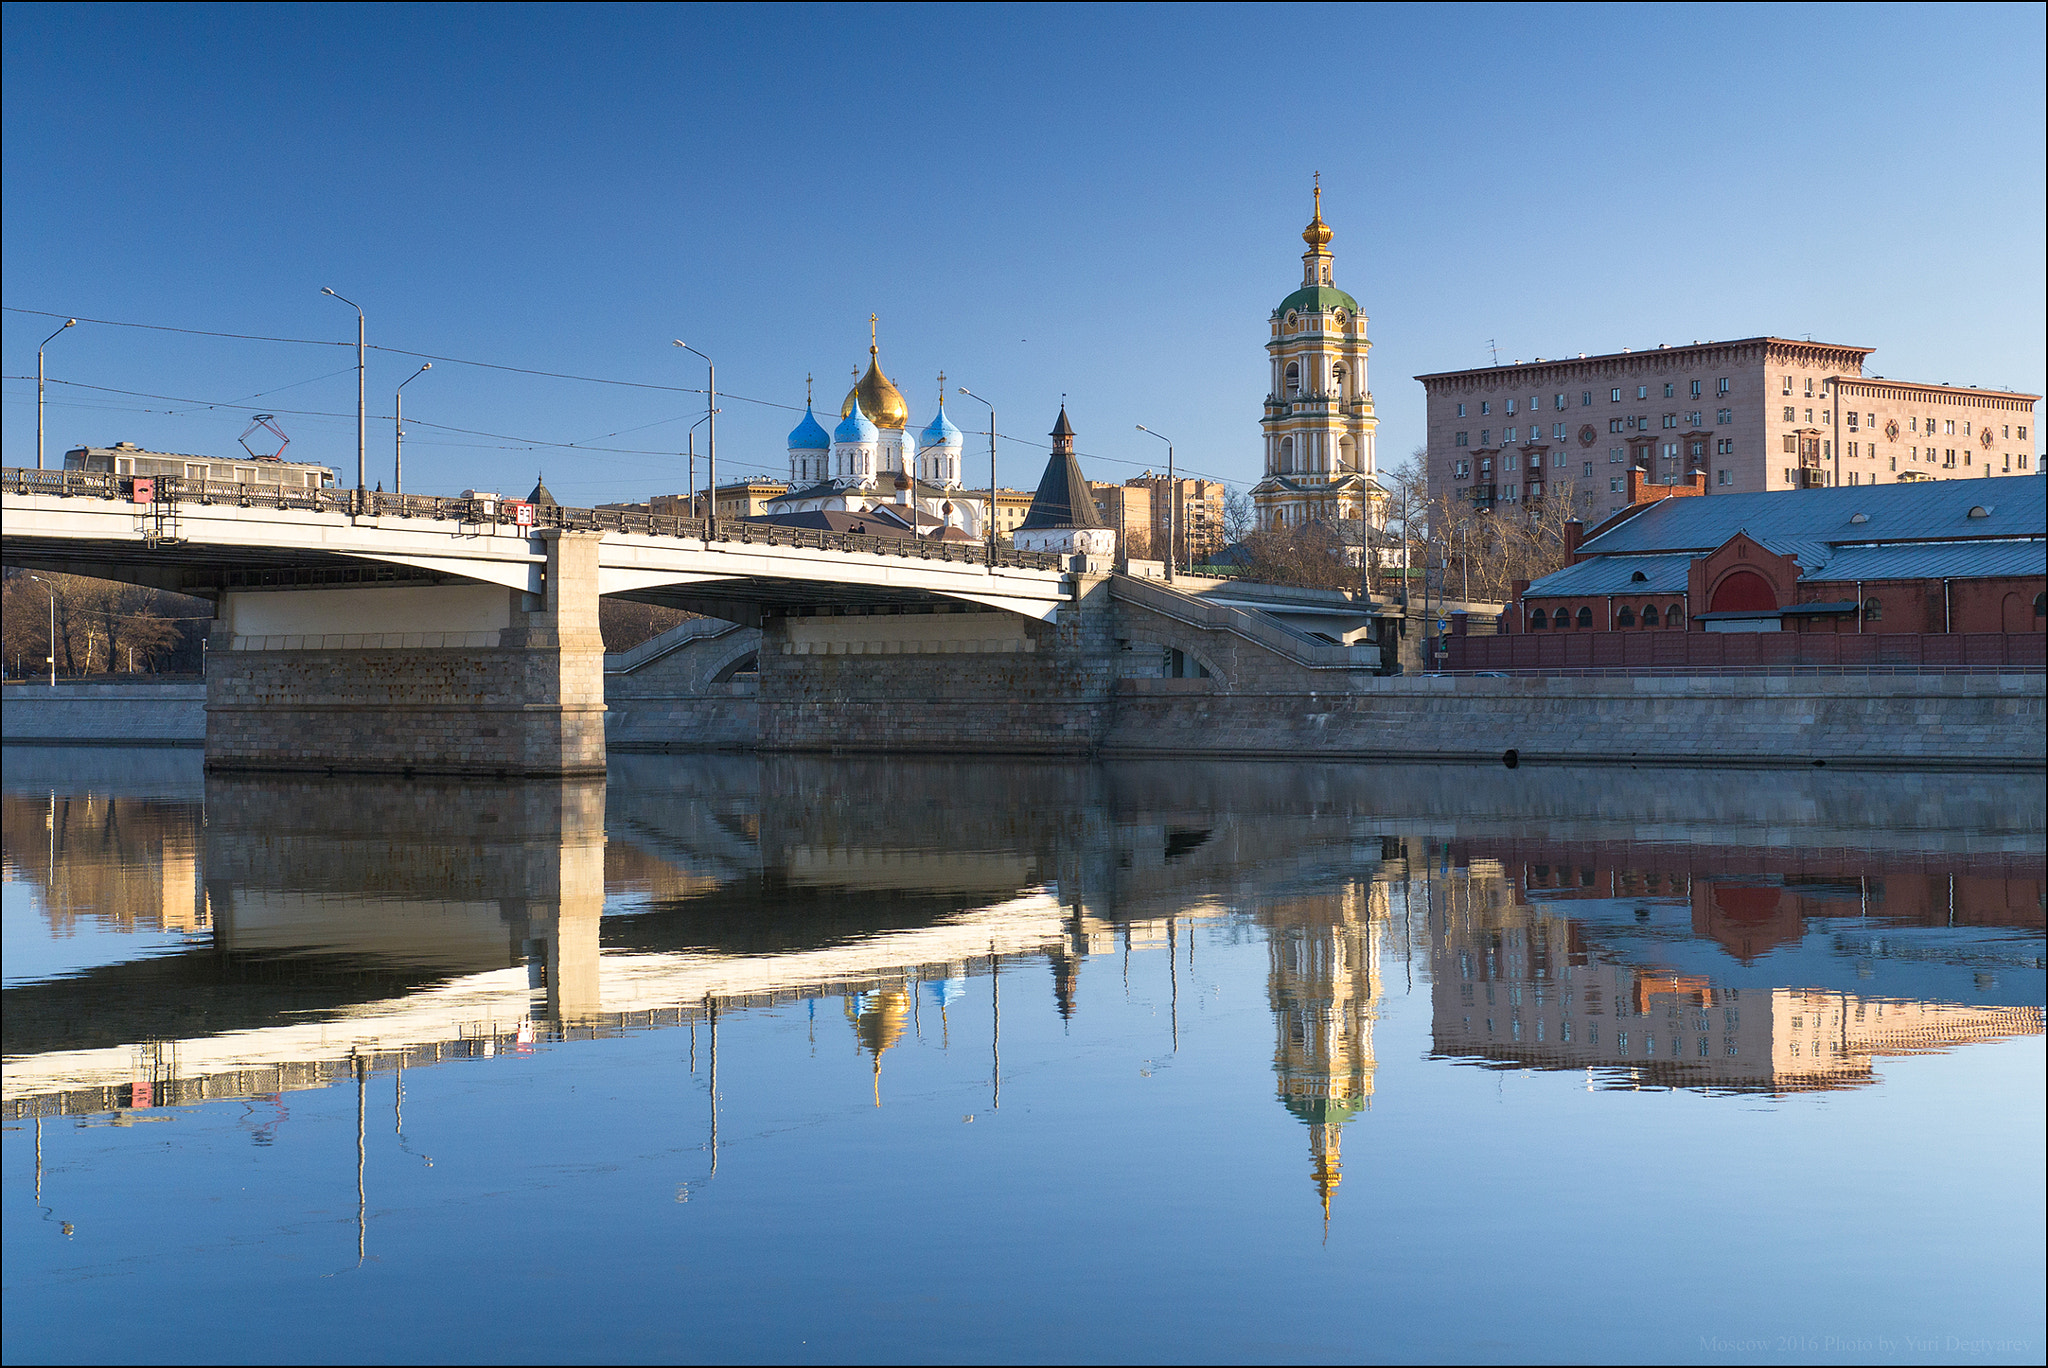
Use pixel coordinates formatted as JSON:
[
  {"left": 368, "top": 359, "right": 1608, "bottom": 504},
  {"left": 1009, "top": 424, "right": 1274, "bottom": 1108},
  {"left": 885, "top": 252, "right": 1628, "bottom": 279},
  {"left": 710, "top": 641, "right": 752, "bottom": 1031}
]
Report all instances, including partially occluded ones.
[
  {"left": 1481, "top": 401, "right": 1491, "bottom": 415},
  {"left": 1863, "top": 597, "right": 1882, "bottom": 622},
  {"left": 1480, "top": 430, "right": 1491, "bottom": 446},
  {"left": 1582, "top": 391, "right": 1593, "bottom": 405},
  {"left": 1846, "top": 412, "right": 1859, "bottom": 431},
  {"left": 1611, "top": 388, "right": 1623, "bottom": 403},
  {"left": 1782, "top": 375, "right": 1792, "bottom": 394},
  {"left": 1663, "top": 383, "right": 1675, "bottom": 398},
  {"left": 1529, "top": 608, "right": 1547, "bottom": 630},
  {"left": 1689, "top": 380, "right": 1702, "bottom": 398},
  {"left": 1507, "top": 398, "right": 1517, "bottom": 415},
  {"left": 1804, "top": 378, "right": 1814, "bottom": 397},
  {"left": 1717, "top": 439, "right": 1734, "bottom": 455},
  {"left": 1717, "top": 469, "right": 1730, "bottom": 485},
  {"left": 1783, "top": 406, "right": 1796, "bottom": 422},
  {"left": 1610, "top": 418, "right": 1623, "bottom": 434},
  {"left": 1456, "top": 431, "right": 1469, "bottom": 446},
  {"left": 1577, "top": 607, "right": 1594, "bottom": 628},
  {"left": 1583, "top": 462, "right": 1593, "bottom": 477},
  {"left": 1456, "top": 403, "right": 1466, "bottom": 418},
  {"left": 1479, "top": 458, "right": 1491, "bottom": 474},
  {"left": 1805, "top": 408, "right": 1814, "bottom": 423},
  {"left": 1616, "top": 605, "right": 1636, "bottom": 627},
  {"left": 2019, "top": 426, "right": 2029, "bottom": 440},
  {"left": 1505, "top": 452, "right": 1518, "bottom": 470},
  {"left": 1554, "top": 394, "right": 1566, "bottom": 410},
  {"left": 1454, "top": 460, "right": 1469, "bottom": 478},
  {"left": 1636, "top": 385, "right": 1648, "bottom": 400},
  {"left": 1663, "top": 414, "right": 1677, "bottom": 429},
  {"left": 1642, "top": 603, "right": 1660, "bottom": 626},
  {"left": 1718, "top": 378, "right": 1731, "bottom": 395},
  {"left": 1505, "top": 427, "right": 1517, "bottom": 444},
  {"left": 1609, "top": 476, "right": 1624, "bottom": 492},
  {"left": 1945, "top": 420, "right": 1956, "bottom": 435}
]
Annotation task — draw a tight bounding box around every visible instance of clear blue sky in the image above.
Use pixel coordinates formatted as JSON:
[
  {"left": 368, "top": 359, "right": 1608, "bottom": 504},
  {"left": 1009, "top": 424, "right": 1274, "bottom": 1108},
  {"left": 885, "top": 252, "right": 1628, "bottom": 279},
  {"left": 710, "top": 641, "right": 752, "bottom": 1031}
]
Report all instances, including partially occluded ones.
[{"left": 5, "top": 2, "right": 2043, "bottom": 504}]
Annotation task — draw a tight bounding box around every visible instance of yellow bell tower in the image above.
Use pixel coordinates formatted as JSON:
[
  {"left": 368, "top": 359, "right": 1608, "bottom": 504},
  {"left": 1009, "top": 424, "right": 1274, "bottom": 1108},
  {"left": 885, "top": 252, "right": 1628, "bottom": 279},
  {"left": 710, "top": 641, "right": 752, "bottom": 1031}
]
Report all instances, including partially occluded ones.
[{"left": 1251, "top": 178, "right": 1385, "bottom": 534}]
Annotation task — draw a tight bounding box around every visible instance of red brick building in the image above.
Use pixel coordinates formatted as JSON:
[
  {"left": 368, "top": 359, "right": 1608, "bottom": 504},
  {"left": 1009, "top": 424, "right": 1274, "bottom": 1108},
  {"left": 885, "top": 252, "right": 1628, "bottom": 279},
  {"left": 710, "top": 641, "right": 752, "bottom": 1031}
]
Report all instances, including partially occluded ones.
[{"left": 1450, "top": 473, "right": 2044, "bottom": 670}]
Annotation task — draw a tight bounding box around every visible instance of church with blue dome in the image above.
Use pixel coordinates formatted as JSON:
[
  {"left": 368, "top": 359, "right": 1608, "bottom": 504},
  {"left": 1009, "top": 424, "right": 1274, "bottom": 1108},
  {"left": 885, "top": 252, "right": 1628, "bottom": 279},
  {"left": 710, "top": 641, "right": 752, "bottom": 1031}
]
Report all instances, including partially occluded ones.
[{"left": 763, "top": 319, "right": 979, "bottom": 539}]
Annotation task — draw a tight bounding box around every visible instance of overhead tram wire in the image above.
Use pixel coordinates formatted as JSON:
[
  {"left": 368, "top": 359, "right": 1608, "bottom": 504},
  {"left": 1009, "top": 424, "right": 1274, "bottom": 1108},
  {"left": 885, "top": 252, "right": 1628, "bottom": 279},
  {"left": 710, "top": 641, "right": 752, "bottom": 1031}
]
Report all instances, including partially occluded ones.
[
  {"left": 11, "top": 377, "right": 797, "bottom": 475},
  {"left": 8, "top": 305, "right": 1243, "bottom": 485}
]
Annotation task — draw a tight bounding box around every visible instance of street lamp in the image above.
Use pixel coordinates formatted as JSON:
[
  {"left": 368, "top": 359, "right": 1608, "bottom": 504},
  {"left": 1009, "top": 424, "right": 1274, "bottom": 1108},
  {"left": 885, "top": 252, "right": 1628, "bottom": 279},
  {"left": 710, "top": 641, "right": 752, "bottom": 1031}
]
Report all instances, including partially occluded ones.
[
  {"left": 25, "top": 573, "right": 58, "bottom": 686},
  {"left": 37, "top": 319, "right": 77, "bottom": 471},
  {"left": 394, "top": 363, "right": 430, "bottom": 497},
  {"left": 1135, "top": 425, "right": 1176, "bottom": 581},
  {"left": 956, "top": 387, "right": 997, "bottom": 569},
  {"left": 685, "top": 410, "right": 717, "bottom": 519},
  {"left": 673, "top": 342, "right": 716, "bottom": 537},
  {"left": 320, "top": 288, "right": 367, "bottom": 503}
]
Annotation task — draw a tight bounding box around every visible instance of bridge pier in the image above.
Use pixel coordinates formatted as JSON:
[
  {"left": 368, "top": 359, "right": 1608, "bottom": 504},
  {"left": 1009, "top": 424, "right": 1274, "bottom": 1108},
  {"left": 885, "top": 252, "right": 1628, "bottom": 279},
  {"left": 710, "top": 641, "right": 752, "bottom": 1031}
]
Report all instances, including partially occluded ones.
[{"left": 205, "top": 530, "right": 607, "bottom": 776}]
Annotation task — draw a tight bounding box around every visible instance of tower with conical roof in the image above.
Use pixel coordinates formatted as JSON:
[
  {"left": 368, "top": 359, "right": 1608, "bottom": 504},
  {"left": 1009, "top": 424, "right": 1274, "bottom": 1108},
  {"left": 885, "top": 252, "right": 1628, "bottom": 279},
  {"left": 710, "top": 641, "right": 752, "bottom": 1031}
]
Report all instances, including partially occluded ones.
[
  {"left": 1252, "top": 179, "right": 1385, "bottom": 535},
  {"left": 1013, "top": 405, "right": 1118, "bottom": 559}
]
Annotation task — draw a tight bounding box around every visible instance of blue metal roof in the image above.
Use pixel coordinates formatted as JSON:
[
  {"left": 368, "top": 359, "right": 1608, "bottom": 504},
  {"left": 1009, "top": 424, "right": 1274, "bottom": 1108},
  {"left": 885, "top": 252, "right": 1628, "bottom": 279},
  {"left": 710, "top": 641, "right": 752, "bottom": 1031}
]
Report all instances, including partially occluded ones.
[
  {"left": 919, "top": 404, "right": 961, "bottom": 448},
  {"left": 786, "top": 405, "right": 830, "bottom": 451},
  {"left": 1578, "top": 475, "right": 2046, "bottom": 556},
  {"left": 833, "top": 398, "right": 877, "bottom": 445},
  {"left": 1801, "top": 539, "right": 2047, "bottom": 582},
  {"left": 1525, "top": 553, "right": 1694, "bottom": 598}
]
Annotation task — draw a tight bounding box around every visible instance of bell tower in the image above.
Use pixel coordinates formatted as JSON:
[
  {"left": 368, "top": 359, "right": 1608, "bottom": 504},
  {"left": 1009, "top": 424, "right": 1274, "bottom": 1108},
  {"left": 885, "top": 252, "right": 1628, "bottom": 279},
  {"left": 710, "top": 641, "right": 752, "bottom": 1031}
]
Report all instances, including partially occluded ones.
[{"left": 1252, "top": 177, "right": 1384, "bottom": 534}]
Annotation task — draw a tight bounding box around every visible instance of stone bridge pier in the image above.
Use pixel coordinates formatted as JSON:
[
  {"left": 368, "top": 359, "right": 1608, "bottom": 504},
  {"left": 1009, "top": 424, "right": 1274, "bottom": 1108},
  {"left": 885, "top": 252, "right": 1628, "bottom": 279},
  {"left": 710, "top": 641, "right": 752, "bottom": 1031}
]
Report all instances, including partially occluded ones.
[{"left": 205, "top": 530, "right": 606, "bottom": 777}]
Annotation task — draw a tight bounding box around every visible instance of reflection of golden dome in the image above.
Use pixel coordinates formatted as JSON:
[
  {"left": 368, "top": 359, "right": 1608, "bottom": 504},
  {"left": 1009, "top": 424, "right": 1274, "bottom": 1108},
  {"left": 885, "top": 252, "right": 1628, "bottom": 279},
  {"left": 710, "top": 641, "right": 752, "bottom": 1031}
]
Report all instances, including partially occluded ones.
[
  {"left": 841, "top": 351, "right": 908, "bottom": 431},
  {"left": 1302, "top": 183, "right": 1332, "bottom": 251},
  {"left": 847, "top": 987, "right": 911, "bottom": 1060}
]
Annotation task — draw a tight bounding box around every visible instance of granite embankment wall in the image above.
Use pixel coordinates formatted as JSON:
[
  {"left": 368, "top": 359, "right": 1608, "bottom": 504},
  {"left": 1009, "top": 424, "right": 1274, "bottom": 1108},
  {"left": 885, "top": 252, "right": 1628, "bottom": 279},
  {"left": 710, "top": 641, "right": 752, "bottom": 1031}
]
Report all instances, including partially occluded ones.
[
  {"left": 1, "top": 682, "right": 205, "bottom": 744},
  {"left": 1103, "top": 673, "right": 2046, "bottom": 770},
  {"left": 10, "top": 659, "right": 2043, "bottom": 773}
]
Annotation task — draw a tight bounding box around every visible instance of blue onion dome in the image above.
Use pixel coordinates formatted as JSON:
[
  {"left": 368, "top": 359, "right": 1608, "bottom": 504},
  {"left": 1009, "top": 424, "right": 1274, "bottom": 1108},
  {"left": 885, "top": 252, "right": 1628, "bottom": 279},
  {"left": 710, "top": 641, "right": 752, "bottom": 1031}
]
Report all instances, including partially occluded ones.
[
  {"left": 834, "top": 397, "right": 878, "bottom": 444},
  {"left": 787, "top": 404, "right": 830, "bottom": 451},
  {"left": 919, "top": 403, "right": 962, "bottom": 449}
]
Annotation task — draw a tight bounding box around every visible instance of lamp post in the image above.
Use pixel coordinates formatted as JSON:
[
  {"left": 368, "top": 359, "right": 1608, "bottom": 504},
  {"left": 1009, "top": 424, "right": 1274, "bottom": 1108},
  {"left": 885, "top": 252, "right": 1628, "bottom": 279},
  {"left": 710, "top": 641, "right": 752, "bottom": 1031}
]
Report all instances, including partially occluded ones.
[
  {"left": 320, "top": 288, "right": 367, "bottom": 504},
  {"left": 1135, "top": 425, "right": 1176, "bottom": 581},
  {"left": 956, "top": 387, "right": 996, "bottom": 569},
  {"left": 26, "top": 573, "right": 58, "bottom": 686},
  {"left": 37, "top": 319, "right": 77, "bottom": 471},
  {"left": 394, "top": 363, "right": 430, "bottom": 497},
  {"left": 685, "top": 411, "right": 717, "bottom": 521},
  {"left": 673, "top": 342, "right": 716, "bottom": 537}
]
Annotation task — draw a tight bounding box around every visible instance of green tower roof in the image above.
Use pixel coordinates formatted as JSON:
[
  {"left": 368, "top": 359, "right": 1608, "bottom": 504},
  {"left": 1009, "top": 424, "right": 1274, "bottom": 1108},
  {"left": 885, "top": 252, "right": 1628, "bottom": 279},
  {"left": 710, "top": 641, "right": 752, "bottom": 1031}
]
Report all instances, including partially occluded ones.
[{"left": 1275, "top": 284, "right": 1360, "bottom": 317}]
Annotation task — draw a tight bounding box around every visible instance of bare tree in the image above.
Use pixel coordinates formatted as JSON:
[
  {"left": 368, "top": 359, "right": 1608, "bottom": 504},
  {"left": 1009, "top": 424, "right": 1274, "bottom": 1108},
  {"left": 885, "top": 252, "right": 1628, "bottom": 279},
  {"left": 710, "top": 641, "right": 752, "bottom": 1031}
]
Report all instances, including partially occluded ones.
[
  {"left": 1222, "top": 486, "right": 1256, "bottom": 547},
  {"left": 598, "top": 599, "right": 700, "bottom": 653}
]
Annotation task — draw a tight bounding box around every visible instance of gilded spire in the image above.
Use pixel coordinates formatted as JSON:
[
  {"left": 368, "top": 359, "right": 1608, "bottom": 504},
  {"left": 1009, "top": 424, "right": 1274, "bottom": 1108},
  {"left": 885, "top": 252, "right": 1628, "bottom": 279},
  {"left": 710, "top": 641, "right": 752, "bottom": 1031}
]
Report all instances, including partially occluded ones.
[{"left": 1302, "top": 172, "right": 1333, "bottom": 251}]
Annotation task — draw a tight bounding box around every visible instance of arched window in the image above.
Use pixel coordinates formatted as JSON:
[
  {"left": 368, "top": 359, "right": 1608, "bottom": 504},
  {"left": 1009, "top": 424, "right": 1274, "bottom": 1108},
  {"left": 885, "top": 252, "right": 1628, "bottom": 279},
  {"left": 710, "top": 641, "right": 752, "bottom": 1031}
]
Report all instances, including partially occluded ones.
[
  {"left": 1577, "top": 606, "right": 1594, "bottom": 628},
  {"left": 1529, "top": 608, "right": 1548, "bottom": 630},
  {"left": 1863, "top": 597, "right": 1883, "bottom": 622},
  {"left": 1710, "top": 569, "right": 1777, "bottom": 612},
  {"left": 1280, "top": 436, "right": 1295, "bottom": 472},
  {"left": 1668, "top": 604, "right": 1684, "bottom": 628},
  {"left": 1285, "top": 361, "right": 1301, "bottom": 394},
  {"left": 1332, "top": 364, "right": 1346, "bottom": 397},
  {"left": 1641, "top": 604, "right": 1660, "bottom": 627},
  {"left": 2036, "top": 592, "right": 2046, "bottom": 619},
  {"left": 1616, "top": 605, "right": 1636, "bottom": 627}
]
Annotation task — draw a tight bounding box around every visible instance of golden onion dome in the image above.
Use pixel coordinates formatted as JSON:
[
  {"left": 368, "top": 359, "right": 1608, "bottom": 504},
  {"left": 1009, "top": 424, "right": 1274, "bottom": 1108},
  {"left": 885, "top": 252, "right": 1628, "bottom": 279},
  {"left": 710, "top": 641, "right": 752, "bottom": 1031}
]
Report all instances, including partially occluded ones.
[
  {"left": 1302, "top": 182, "right": 1333, "bottom": 250},
  {"left": 841, "top": 351, "right": 908, "bottom": 431}
]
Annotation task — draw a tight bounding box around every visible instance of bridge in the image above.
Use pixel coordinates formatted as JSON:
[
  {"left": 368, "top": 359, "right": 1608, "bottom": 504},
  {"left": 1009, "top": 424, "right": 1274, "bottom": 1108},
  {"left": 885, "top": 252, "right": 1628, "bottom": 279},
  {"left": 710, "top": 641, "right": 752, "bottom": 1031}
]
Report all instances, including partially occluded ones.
[{"left": 2, "top": 465, "right": 1393, "bottom": 774}]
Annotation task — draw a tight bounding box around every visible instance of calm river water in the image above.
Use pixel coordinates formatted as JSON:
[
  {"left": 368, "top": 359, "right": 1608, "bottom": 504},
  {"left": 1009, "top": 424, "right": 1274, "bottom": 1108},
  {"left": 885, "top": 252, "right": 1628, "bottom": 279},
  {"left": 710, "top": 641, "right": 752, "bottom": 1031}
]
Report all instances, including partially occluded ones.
[{"left": 3, "top": 746, "right": 2043, "bottom": 1365}]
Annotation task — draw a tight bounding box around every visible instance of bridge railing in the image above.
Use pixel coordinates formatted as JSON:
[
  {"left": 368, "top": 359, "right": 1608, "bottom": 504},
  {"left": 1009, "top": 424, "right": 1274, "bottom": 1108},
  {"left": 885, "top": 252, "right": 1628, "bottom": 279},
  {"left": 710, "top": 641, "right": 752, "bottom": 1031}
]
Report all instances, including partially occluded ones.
[{"left": 5, "top": 467, "right": 1063, "bottom": 571}]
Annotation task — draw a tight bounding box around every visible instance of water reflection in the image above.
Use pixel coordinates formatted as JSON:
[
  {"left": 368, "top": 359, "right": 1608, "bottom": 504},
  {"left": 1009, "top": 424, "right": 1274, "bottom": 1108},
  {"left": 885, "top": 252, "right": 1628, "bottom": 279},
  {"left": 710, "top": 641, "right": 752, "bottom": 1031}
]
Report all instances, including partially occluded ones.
[
  {"left": 1424, "top": 843, "right": 2044, "bottom": 1092},
  {"left": 3, "top": 749, "right": 2043, "bottom": 1204}
]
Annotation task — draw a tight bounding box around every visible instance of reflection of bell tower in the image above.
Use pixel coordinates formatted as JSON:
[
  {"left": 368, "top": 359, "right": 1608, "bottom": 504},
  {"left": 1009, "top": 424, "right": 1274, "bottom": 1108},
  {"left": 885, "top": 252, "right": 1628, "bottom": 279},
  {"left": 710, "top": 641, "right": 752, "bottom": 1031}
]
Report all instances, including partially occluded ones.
[
  {"left": 1264, "top": 878, "right": 1384, "bottom": 1225},
  {"left": 845, "top": 984, "right": 912, "bottom": 1105}
]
